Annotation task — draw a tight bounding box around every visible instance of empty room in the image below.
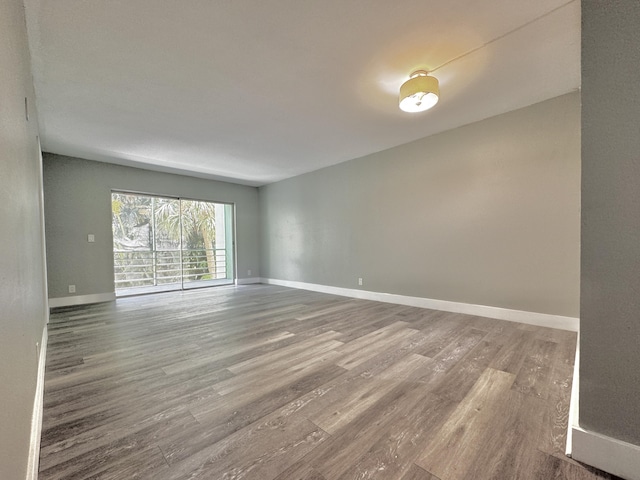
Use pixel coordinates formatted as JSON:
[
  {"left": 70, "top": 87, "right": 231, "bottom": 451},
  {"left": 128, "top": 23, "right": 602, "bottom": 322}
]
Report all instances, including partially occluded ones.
[{"left": 2, "top": 0, "right": 640, "bottom": 479}]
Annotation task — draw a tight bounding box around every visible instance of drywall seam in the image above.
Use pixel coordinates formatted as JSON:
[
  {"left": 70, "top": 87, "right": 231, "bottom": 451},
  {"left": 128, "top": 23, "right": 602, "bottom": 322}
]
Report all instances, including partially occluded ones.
[{"left": 261, "top": 278, "right": 579, "bottom": 331}]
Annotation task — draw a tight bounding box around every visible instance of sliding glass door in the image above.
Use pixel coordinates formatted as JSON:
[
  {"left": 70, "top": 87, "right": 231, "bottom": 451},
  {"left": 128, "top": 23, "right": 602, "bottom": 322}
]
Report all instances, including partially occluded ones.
[{"left": 112, "top": 192, "right": 234, "bottom": 296}]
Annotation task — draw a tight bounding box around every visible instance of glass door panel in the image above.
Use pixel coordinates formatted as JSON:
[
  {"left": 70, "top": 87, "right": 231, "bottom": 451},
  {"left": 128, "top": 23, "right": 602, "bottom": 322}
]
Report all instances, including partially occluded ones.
[
  {"left": 112, "top": 192, "right": 164, "bottom": 294},
  {"left": 180, "top": 199, "right": 234, "bottom": 289},
  {"left": 153, "top": 197, "right": 183, "bottom": 291}
]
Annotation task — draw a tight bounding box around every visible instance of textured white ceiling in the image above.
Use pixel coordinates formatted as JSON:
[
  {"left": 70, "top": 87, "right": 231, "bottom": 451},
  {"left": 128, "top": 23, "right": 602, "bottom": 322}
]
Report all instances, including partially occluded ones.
[{"left": 25, "top": 0, "right": 580, "bottom": 186}]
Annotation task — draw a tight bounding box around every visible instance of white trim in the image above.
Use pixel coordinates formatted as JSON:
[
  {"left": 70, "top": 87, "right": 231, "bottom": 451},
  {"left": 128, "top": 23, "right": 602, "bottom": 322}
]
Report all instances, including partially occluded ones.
[
  {"left": 261, "top": 278, "right": 579, "bottom": 331},
  {"left": 566, "top": 331, "right": 580, "bottom": 456},
  {"left": 236, "top": 277, "right": 262, "bottom": 285},
  {"left": 571, "top": 426, "right": 640, "bottom": 480},
  {"left": 26, "top": 325, "right": 47, "bottom": 480},
  {"left": 568, "top": 344, "right": 640, "bottom": 480},
  {"left": 48, "top": 292, "right": 116, "bottom": 308}
]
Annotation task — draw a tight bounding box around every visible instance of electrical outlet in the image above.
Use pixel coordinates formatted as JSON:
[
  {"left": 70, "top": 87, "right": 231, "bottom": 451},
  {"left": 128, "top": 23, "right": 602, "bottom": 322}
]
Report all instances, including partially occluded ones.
[
  {"left": 358, "top": 277, "right": 363, "bottom": 286},
  {"left": 247, "top": 269, "right": 252, "bottom": 276},
  {"left": 87, "top": 234, "right": 95, "bottom": 243},
  {"left": 68, "top": 284, "right": 76, "bottom": 293}
]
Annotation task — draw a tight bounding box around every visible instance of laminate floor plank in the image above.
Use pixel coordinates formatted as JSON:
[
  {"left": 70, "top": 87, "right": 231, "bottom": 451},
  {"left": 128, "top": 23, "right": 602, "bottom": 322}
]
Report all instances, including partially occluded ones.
[
  {"left": 461, "top": 391, "right": 544, "bottom": 479},
  {"left": 217, "top": 348, "right": 343, "bottom": 404},
  {"left": 512, "top": 338, "right": 558, "bottom": 400},
  {"left": 334, "top": 392, "right": 455, "bottom": 480},
  {"left": 414, "top": 327, "right": 489, "bottom": 386},
  {"left": 41, "top": 383, "right": 220, "bottom": 450},
  {"left": 399, "top": 309, "right": 454, "bottom": 332},
  {"left": 294, "top": 299, "right": 366, "bottom": 321},
  {"left": 310, "top": 369, "right": 420, "bottom": 435},
  {"left": 273, "top": 462, "right": 328, "bottom": 480},
  {"left": 226, "top": 330, "right": 343, "bottom": 374},
  {"left": 42, "top": 364, "right": 232, "bottom": 427},
  {"left": 428, "top": 338, "right": 503, "bottom": 402},
  {"left": 159, "top": 412, "right": 328, "bottom": 480},
  {"left": 39, "top": 410, "right": 193, "bottom": 478},
  {"left": 413, "top": 315, "right": 474, "bottom": 358},
  {"left": 488, "top": 328, "right": 536, "bottom": 374},
  {"left": 40, "top": 285, "right": 618, "bottom": 480},
  {"left": 375, "top": 352, "right": 432, "bottom": 382},
  {"left": 335, "top": 321, "right": 411, "bottom": 355},
  {"left": 159, "top": 330, "right": 295, "bottom": 376},
  {"left": 414, "top": 368, "right": 517, "bottom": 479},
  {"left": 335, "top": 326, "right": 420, "bottom": 370},
  {"left": 289, "top": 304, "right": 407, "bottom": 343},
  {"left": 399, "top": 464, "right": 441, "bottom": 480},
  {"left": 40, "top": 409, "right": 198, "bottom": 472},
  {"left": 291, "top": 380, "right": 441, "bottom": 479},
  {"left": 165, "top": 364, "right": 346, "bottom": 464}
]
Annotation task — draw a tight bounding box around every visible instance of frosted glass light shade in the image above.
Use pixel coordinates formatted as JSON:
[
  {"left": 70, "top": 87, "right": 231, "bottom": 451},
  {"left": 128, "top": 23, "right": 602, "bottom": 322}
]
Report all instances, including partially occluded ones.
[{"left": 399, "top": 71, "right": 439, "bottom": 113}]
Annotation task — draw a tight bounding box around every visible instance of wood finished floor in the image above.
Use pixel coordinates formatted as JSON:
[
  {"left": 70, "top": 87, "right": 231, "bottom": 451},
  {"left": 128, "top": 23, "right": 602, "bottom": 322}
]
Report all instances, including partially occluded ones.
[{"left": 40, "top": 285, "right": 618, "bottom": 480}]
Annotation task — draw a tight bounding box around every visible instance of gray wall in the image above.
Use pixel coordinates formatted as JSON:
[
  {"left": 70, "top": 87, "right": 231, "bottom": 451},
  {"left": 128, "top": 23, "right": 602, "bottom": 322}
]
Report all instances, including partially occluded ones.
[
  {"left": 580, "top": 1, "right": 640, "bottom": 445},
  {"left": 43, "top": 155, "right": 260, "bottom": 300},
  {"left": 260, "top": 92, "right": 581, "bottom": 318},
  {"left": 0, "top": 0, "right": 49, "bottom": 478}
]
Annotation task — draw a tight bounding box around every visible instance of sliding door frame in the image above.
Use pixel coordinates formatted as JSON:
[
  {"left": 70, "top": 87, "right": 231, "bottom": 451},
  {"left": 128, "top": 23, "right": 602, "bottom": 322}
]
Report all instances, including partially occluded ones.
[{"left": 111, "top": 189, "right": 237, "bottom": 296}]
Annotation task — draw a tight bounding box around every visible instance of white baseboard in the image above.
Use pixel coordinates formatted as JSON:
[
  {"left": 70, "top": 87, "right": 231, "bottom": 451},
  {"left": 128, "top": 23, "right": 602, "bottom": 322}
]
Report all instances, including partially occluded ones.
[
  {"left": 571, "top": 426, "right": 640, "bottom": 480},
  {"left": 567, "top": 348, "right": 640, "bottom": 480},
  {"left": 48, "top": 292, "right": 116, "bottom": 308},
  {"left": 566, "top": 332, "right": 580, "bottom": 457},
  {"left": 261, "top": 278, "right": 579, "bottom": 331},
  {"left": 26, "top": 325, "right": 47, "bottom": 480},
  {"left": 236, "top": 277, "right": 262, "bottom": 285}
]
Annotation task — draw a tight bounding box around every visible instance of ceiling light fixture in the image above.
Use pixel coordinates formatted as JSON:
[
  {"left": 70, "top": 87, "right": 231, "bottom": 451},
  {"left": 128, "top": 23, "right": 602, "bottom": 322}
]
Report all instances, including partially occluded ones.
[{"left": 399, "top": 70, "right": 439, "bottom": 113}]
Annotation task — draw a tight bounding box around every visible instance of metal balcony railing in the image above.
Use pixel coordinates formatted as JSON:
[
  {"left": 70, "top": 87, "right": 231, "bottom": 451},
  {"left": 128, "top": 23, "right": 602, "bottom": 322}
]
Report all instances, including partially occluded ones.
[{"left": 114, "top": 248, "right": 229, "bottom": 289}]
